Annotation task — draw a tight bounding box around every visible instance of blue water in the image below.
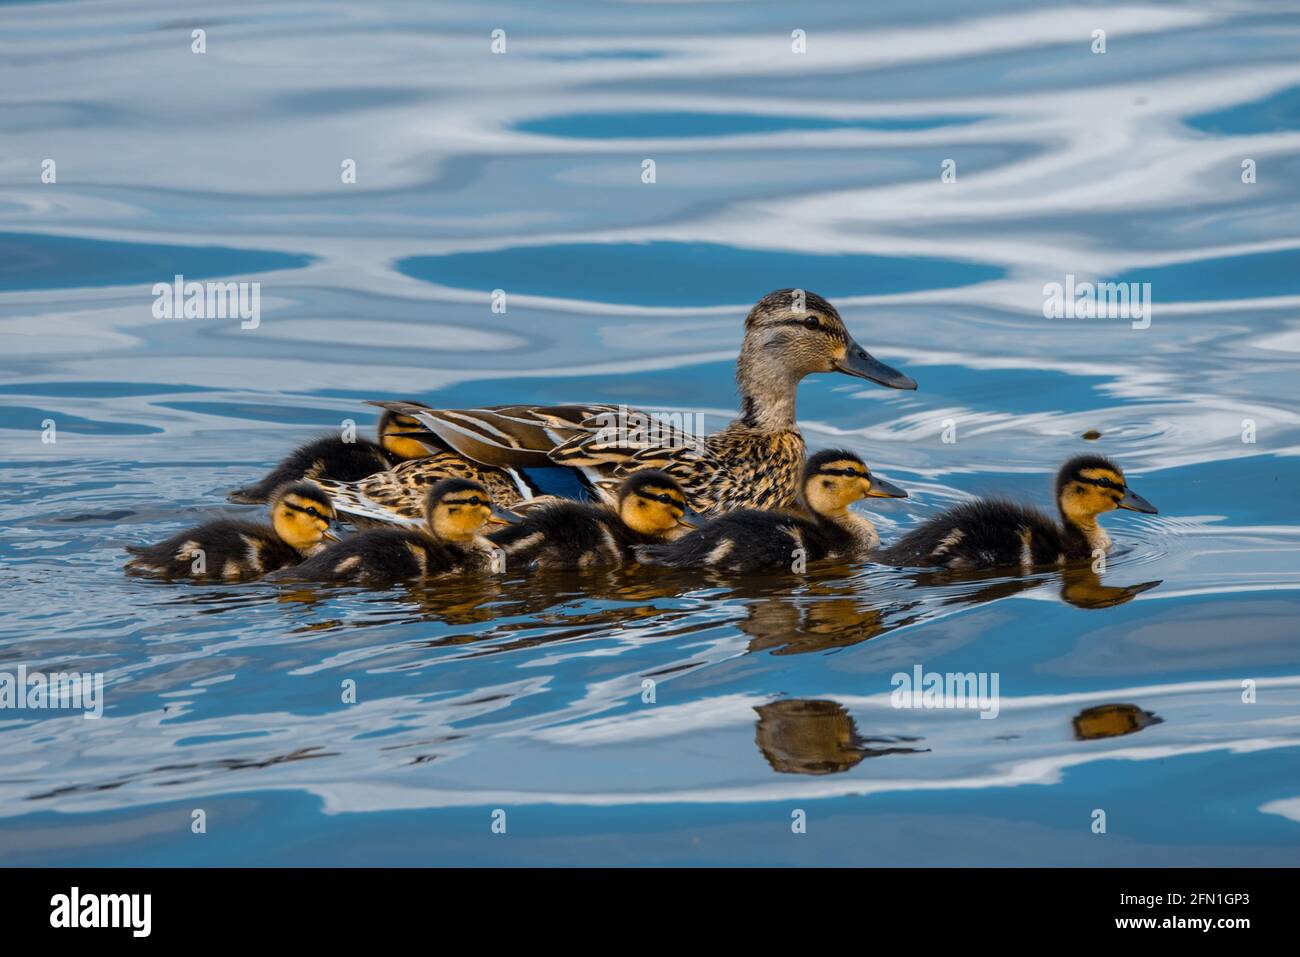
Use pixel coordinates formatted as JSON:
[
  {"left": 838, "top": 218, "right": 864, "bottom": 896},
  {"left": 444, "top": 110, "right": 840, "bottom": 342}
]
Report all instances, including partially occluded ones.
[{"left": 2, "top": 0, "right": 1300, "bottom": 867}]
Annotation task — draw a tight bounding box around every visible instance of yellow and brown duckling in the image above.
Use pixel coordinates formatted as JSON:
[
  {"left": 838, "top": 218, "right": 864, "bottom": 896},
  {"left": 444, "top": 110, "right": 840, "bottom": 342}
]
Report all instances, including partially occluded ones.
[
  {"left": 266, "top": 478, "right": 515, "bottom": 585},
  {"left": 636, "top": 449, "right": 907, "bottom": 574},
  {"left": 126, "top": 481, "right": 338, "bottom": 581},
  {"left": 878, "top": 455, "right": 1158, "bottom": 571},
  {"left": 346, "top": 289, "right": 916, "bottom": 524},
  {"left": 226, "top": 410, "right": 430, "bottom": 504},
  {"left": 486, "top": 470, "right": 694, "bottom": 571}
]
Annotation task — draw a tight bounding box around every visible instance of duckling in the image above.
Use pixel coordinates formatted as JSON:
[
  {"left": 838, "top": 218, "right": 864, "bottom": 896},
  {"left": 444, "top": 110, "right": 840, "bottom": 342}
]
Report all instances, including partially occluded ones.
[
  {"left": 126, "top": 481, "right": 337, "bottom": 581},
  {"left": 636, "top": 449, "right": 907, "bottom": 574},
  {"left": 226, "top": 410, "right": 430, "bottom": 504},
  {"left": 267, "top": 478, "right": 515, "bottom": 584},
  {"left": 878, "top": 454, "right": 1158, "bottom": 571},
  {"left": 354, "top": 288, "right": 918, "bottom": 524},
  {"left": 486, "top": 470, "right": 694, "bottom": 570}
]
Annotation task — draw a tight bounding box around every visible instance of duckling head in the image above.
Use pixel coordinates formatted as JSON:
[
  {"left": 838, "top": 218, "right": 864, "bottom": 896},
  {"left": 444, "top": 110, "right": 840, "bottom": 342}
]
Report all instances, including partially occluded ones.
[
  {"left": 802, "top": 449, "right": 908, "bottom": 519},
  {"left": 617, "top": 470, "right": 694, "bottom": 537},
  {"left": 378, "top": 410, "right": 434, "bottom": 461},
  {"left": 1056, "top": 455, "right": 1158, "bottom": 530},
  {"left": 270, "top": 481, "right": 338, "bottom": 552},
  {"left": 426, "top": 478, "right": 513, "bottom": 543},
  {"left": 736, "top": 290, "right": 916, "bottom": 429}
]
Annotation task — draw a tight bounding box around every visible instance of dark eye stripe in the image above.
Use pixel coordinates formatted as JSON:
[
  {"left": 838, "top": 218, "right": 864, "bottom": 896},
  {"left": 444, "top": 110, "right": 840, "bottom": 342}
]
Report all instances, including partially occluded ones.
[
  {"left": 445, "top": 497, "right": 485, "bottom": 506},
  {"left": 639, "top": 491, "right": 684, "bottom": 508},
  {"left": 775, "top": 318, "right": 847, "bottom": 342},
  {"left": 816, "top": 467, "right": 867, "bottom": 478}
]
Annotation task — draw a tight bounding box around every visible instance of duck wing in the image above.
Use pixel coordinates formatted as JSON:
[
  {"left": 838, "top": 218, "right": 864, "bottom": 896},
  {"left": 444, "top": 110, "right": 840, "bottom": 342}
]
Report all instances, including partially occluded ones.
[
  {"left": 551, "top": 415, "right": 731, "bottom": 512},
  {"left": 368, "top": 401, "right": 619, "bottom": 468},
  {"left": 314, "top": 453, "right": 528, "bottom": 527}
]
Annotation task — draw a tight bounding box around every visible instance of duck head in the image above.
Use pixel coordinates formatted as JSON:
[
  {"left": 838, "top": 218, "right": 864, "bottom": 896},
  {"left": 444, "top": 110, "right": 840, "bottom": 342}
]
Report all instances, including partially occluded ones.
[
  {"left": 801, "top": 448, "right": 907, "bottom": 520},
  {"left": 378, "top": 410, "right": 434, "bottom": 461},
  {"left": 270, "top": 481, "right": 339, "bottom": 552},
  {"left": 1056, "top": 455, "right": 1157, "bottom": 552},
  {"left": 735, "top": 290, "right": 916, "bottom": 430},
  {"left": 1057, "top": 455, "right": 1157, "bottom": 520},
  {"left": 426, "top": 478, "right": 516, "bottom": 544},
  {"left": 618, "top": 470, "right": 695, "bottom": 538}
]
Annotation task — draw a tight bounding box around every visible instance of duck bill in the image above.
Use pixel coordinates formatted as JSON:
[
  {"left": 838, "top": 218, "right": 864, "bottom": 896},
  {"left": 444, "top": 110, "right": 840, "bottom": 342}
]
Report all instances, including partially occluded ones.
[
  {"left": 488, "top": 506, "right": 522, "bottom": 526},
  {"left": 322, "top": 529, "right": 342, "bottom": 543},
  {"left": 677, "top": 510, "right": 702, "bottom": 530},
  {"left": 834, "top": 340, "right": 917, "bottom": 390},
  {"left": 866, "top": 476, "right": 908, "bottom": 499},
  {"left": 1118, "top": 488, "right": 1158, "bottom": 514}
]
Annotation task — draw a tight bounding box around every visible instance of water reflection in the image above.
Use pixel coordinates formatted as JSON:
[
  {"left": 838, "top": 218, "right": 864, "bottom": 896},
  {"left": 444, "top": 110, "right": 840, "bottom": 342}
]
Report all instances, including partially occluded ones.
[
  {"left": 898, "top": 565, "right": 1162, "bottom": 611},
  {"left": 181, "top": 559, "right": 1166, "bottom": 659},
  {"left": 1072, "top": 704, "right": 1163, "bottom": 741},
  {"left": 754, "top": 699, "right": 928, "bottom": 774}
]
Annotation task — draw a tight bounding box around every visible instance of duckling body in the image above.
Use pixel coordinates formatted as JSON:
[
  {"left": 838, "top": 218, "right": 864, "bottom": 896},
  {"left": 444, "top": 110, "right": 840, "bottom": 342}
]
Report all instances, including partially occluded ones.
[
  {"left": 878, "top": 455, "right": 1158, "bottom": 571},
  {"left": 638, "top": 450, "right": 907, "bottom": 574},
  {"left": 126, "top": 482, "right": 336, "bottom": 581},
  {"left": 227, "top": 411, "right": 429, "bottom": 505},
  {"left": 488, "top": 471, "right": 691, "bottom": 570},
  {"left": 268, "top": 478, "right": 511, "bottom": 584},
  {"left": 277, "top": 526, "right": 486, "bottom": 584},
  {"left": 879, "top": 500, "right": 1074, "bottom": 570},
  {"left": 348, "top": 290, "right": 916, "bottom": 524}
]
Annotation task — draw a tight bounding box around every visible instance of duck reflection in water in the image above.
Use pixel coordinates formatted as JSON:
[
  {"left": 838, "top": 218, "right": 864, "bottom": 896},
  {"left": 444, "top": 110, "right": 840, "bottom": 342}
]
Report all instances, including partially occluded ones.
[
  {"left": 755, "top": 699, "right": 928, "bottom": 775},
  {"left": 1072, "top": 703, "right": 1163, "bottom": 740},
  {"left": 898, "top": 564, "right": 1161, "bottom": 611}
]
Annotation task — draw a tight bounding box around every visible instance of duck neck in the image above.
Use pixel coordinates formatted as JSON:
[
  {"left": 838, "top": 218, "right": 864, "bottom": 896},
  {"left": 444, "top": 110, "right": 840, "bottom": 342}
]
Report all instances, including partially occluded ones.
[
  {"left": 734, "top": 341, "right": 801, "bottom": 432},
  {"left": 1060, "top": 507, "right": 1109, "bottom": 557},
  {"left": 819, "top": 508, "right": 880, "bottom": 554}
]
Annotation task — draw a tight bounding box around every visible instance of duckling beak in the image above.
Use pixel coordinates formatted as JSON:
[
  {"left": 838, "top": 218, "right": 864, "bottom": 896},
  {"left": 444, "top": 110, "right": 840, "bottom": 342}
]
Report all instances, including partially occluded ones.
[
  {"left": 834, "top": 340, "right": 917, "bottom": 390},
  {"left": 488, "top": 506, "right": 521, "bottom": 526},
  {"left": 865, "top": 476, "right": 908, "bottom": 499},
  {"left": 322, "top": 529, "right": 342, "bottom": 543},
  {"left": 1118, "top": 488, "right": 1158, "bottom": 514},
  {"left": 677, "top": 510, "right": 702, "bottom": 529}
]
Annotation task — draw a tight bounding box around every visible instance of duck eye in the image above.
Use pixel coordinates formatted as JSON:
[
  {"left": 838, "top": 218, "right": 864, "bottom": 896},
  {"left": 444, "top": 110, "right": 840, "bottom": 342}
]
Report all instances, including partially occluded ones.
[{"left": 803, "top": 316, "right": 820, "bottom": 330}]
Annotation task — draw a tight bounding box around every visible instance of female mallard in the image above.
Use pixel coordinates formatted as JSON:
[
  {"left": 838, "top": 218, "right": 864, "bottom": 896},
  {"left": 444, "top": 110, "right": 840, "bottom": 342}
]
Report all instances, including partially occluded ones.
[
  {"left": 488, "top": 470, "right": 693, "bottom": 570},
  {"left": 267, "top": 478, "right": 514, "bottom": 584},
  {"left": 320, "top": 289, "right": 916, "bottom": 525},
  {"left": 878, "top": 455, "right": 1157, "bottom": 571},
  {"left": 636, "top": 449, "right": 907, "bottom": 574},
  {"left": 226, "top": 410, "right": 432, "bottom": 504},
  {"left": 126, "top": 481, "right": 337, "bottom": 581}
]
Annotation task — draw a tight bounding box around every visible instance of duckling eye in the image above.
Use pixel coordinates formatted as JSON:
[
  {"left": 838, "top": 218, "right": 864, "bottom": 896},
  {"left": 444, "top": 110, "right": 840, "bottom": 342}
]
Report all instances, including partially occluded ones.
[{"left": 1096, "top": 478, "right": 1113, "bottom": 489}]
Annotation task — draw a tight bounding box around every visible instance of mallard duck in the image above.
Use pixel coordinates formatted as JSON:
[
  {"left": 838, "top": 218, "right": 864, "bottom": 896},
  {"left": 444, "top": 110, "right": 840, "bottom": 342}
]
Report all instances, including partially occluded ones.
[
  {"left": 126, "top": 481, "right": 337, "bottom": 581},
  {"left": 226, "top": 410, "right": 431, "bottom": 504},
  {"left": 636, "top": 449, "right": 907, "bottom": 573},
  {"left": 487, "top": 470, "right": 693, "bottom": 570},
  {"left": 266, "top": 478, "right": 515, "bottom": 584},
  {"left": 323, "top": 289, "right": 915, "bottom": 525},
  {"left": 878, "top": 455, "right": 1157, "bottom": 571}
]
